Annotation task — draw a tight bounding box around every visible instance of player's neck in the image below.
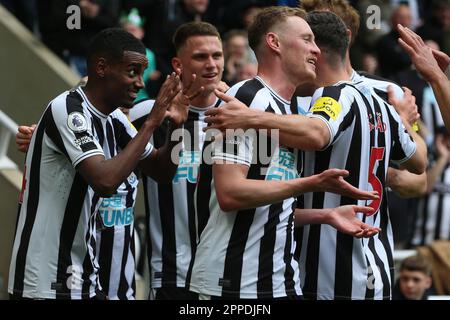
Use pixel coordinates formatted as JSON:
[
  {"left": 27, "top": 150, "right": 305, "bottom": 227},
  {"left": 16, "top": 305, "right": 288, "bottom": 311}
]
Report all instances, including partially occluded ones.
[
  {"left": 257, "top": 68, "right": 295, "bottom": 101},
  {"left": 84, "top": 82, "right": 115, "bottom": 114},
  {"left": 190, "top": 91, "right": 217, "bottom": 109},
  {"left": 344, "top": 51, "right": 353, "bottom": 77},
  {"left": 317, "top": 64, "right": 350, "bottom": 87}
]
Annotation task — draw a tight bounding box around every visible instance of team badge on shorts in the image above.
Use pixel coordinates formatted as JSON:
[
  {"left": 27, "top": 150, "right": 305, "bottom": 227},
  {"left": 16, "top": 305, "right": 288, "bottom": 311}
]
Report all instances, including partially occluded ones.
[{"left": 67, "top": 112, "right": 88, "bottom": 132}]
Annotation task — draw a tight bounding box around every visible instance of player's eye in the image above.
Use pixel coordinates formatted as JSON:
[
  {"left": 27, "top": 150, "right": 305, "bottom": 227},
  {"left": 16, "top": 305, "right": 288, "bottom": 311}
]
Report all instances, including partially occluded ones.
[{"left": 128, "top": 69, "right": 136, "bottom": 77}]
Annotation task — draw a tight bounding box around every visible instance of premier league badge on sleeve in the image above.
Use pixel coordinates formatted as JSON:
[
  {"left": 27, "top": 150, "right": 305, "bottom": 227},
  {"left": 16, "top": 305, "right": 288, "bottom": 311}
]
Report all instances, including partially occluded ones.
[{"left": 67, "top": 112, "right": 88, "bottom": 132}]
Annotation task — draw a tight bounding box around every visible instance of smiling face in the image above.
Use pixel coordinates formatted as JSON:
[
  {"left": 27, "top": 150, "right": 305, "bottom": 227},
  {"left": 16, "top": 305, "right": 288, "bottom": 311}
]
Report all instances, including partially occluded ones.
[
  {"left": 104, "top": 50, "right": 148, "bottom": 108},
  {"left": 277, "top": 16, "right": 320, "bottom": 86},
  {"left": 173, "top": 35, "right": 224, "bottom": 96}
]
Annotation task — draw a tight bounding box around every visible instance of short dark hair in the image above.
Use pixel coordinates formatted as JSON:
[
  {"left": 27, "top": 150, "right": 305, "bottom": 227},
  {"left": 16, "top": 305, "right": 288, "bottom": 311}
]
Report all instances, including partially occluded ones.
[
  {"left": 248, "top": 6, "right": 307, "bottom": 54},
  {"left": 87, "top": 28, "right": 146, "bottom": 68},
  {"left": 306, "top": 11, "right": 349, "bottom": 65},
  {"left": 173, "top": 22, "right": 221, "bottom": 53},
  {"left": 400, "top": 255, "right": 432, "bottom": 276},
  {"left": 301, "top": 0, "right": 360, "bottom": 45}
]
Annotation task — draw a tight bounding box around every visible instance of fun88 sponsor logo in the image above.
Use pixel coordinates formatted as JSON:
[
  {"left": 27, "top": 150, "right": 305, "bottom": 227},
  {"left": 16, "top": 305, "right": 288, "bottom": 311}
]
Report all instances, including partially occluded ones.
[
  {"left": 265, "top": 148, "right": 298, "bottom": 181},
  {"left": 99, "top": 195, "right": 134, "bottom": 227},
  {"left": 173, "top": 150, "right": 201, "bottom": 184}
]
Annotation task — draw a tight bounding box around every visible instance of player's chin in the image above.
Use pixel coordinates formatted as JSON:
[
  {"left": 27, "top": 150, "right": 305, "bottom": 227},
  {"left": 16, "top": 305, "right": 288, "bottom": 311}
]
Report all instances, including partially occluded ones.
[{"left": 121, "top": 96, "right": 135, "bottom": 108}]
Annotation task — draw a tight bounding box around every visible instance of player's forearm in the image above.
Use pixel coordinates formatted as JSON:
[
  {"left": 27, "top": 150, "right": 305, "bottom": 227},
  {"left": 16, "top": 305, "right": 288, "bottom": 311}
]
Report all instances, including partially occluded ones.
[
  {"left": 426, "top": 157, "right": 447, "bottom": 193},
  {"left": 294, "top": 208, "right": 331, "bottom": 226},
  {"left": 387, "top": 168, "right": 427, "bottom": 198},
  {"left": 429, "top": 73, "right": 450, "bottom": 130},
  {"left": 215, "top": 174, "right": 317, "bottom": 212},
  {"left": 81, "top": 120, "right": 159, "bottom": 196},
  {"left": 140, "top": 122, "right": 182, "bottom": 183},
  {"left": 253, "top": 113, "right": 329, "bottom": 150},
  {"left": 402, "top": 122, "right": 428, "bottom": 174}
]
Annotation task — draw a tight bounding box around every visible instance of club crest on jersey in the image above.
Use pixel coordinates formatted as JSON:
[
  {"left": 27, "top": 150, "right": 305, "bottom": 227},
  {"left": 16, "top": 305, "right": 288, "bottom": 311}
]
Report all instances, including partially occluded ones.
[
  {"left": 311, "top": 97, "right": 342, "bottom": 121},
  {"left": 67, "top": 112, "right": 87, "bottom": 132},
  {"left": 127, "top": 172, "right": 137, "bottom": 185}
]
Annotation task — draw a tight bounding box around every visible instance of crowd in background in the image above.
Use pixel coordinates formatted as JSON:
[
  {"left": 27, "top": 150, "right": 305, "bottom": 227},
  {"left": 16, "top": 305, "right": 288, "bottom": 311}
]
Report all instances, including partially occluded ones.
[{"left": 2, "top": 0, "right": 450, "bottom": 299}]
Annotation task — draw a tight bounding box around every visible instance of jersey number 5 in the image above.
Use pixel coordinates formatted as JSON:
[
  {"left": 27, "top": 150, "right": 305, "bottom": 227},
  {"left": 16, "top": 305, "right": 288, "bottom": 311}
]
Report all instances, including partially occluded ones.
[{"left": 367, "top": 147, "right": 385, "bottom": 215}]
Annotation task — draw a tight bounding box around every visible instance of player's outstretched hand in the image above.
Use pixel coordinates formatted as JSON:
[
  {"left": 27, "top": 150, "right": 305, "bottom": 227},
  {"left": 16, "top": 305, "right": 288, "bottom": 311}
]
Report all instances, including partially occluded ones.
[
  {"left": 166, "top": 71, "right": 204, "bottom": 126},
  {"left": 397, "top": 24, "right": 446, "bottom": 82},
  {"left": 325, "top": 205, "right": 381, "bottom": 238},
  {"left": 314, "top": 168, "right": 379, "bottom": 200},
  {"left": 149, "top": 72, "right": 181, "bottom": 127}
]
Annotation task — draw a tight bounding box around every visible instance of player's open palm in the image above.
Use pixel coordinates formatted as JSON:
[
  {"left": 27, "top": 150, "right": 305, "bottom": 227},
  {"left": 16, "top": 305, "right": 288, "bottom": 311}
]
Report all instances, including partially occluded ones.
[
  {"left": 315, "top": 168, "right": 379, "bottom": 200},
  {"left": 149, "top": 72, "right": 181, "bottom": 127},
  {"left": 167, "top": 72, "right": 204, "bottom": 126},
  {"left": 326, "top": 205, "right": 381, "bottom": 238}
]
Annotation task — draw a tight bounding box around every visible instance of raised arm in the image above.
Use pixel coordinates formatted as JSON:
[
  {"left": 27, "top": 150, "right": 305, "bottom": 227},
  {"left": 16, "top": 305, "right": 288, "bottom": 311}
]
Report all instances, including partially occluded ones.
[
  {"left": 138, "top": 73, "right": 204, "bottom": 182},
  {"left": 77, "top": 73, "right": 181, "bottom": 196},
  {"left": 204, "top": 90, "right": 330, "bottom": 150},
  {"left": 398, "top": 24, "right": 450, "bottom": 130}
]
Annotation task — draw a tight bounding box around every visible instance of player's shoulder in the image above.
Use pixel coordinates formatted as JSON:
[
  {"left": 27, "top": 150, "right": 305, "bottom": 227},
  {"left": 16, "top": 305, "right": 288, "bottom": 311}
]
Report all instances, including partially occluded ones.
[
  {"left": 227, "top": 78, "right": 266, "bottom": 102},
  {"left": 49, "top": 90, "right": 76, "bottom": 110},
  {"left": 312, "top": 82, "right": 351, "bottom": 100},
  {"left": 356, "top": 71, "right": 402, "bottom": 92},
  {"left": 129, "top": 98, "right": 155, "bottom": 122}
]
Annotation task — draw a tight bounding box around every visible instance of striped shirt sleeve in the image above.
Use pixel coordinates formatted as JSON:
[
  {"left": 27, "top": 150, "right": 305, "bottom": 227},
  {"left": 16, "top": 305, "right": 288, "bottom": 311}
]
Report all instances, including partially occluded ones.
[
  {"left": 111, "top": 109, "right": 154, "bottom": 160},
  {"left": 47, "top": 93, "right": 104, "bottom": 168},
  {"left": 307, "top": 85, "right": 352, "bottom": 149}
]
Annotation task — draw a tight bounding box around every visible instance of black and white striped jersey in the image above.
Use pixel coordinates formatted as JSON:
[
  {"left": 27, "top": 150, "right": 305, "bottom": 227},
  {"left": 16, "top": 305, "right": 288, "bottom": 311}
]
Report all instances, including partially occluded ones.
[
  {"left": 297, "top": 81, "right": 417, "bottom": 300},
  {"left": 411, "top": 163, "right": 450, "bottom": 246},
  {"left": 96, "top": 171, "right": 139, "bottom": 300},
  {"left": 189, "top": 77, "right": 302, "bottom": 299},
  {"left": 420, "top": 85, "right": 444, "bottom": 137},
  {"left": 129, "top": 98, "right": 215, "bottom": 290},
  {"left": 9, "top": 87, "right": 152, "bottom": 299}
]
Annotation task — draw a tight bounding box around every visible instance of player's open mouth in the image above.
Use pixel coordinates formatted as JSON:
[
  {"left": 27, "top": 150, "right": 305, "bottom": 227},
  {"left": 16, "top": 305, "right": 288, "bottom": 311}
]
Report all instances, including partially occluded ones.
[{"left": 203, "top": 73, "right": 217, "bottom": 79}]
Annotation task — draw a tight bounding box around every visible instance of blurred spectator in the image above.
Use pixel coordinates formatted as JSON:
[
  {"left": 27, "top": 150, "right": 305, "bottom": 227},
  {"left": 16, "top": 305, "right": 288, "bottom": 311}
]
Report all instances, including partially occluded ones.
[
  {"left": 409, "top": 127, "right": 450, "bottom": 246},
  {"left": 37, "top": 0, "right": 120, "bottom": 76},
  {"left": 356, "top": 0, "right": 392, "bottom": 49},
  {"left": 221, "top": 0, "right": 273, "bottom": 31},
  {"left": 235, "top": 62, "right": 258, "bottom": 82},
  {"left": 120, "top": 8, "right": 158, "bottom": 101},
  {"left": 390, "top": 0, "right": 424, "bottom": 29},
  {"left": 376, "top": 3, "right": 413, "bottom": 78},
  {"left": 0, "top": 0, "right": 36, "bottom": 32},
  {"left": 416, "top": 0, "right": 450, "bottom": 55},
  {"left": 222, "top": 29, "right": 256, "bottom": 85},
  {"left": 361, "top": 52, "right": 379, "bottom": 74},
  {"left": 393, "top": 255, "right": 433, "bottom": 300},
  {"left": 122, "top": 0, "right": 210, "bottom": 94}
]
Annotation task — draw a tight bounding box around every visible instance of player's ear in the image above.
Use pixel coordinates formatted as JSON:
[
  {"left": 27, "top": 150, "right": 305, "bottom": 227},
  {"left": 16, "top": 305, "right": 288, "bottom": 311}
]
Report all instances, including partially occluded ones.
[
  {"left": 346, "top": 28, "right": 352, "bottom": 44},
  {"left": 172, "top": 57, "right": 182, "bottom": 73},
  {"left": 95, "top": 57, "right": 108, "bottom": 78},
  {"left": 266, "top": 32, "right": 281, "bottom": 54}
]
